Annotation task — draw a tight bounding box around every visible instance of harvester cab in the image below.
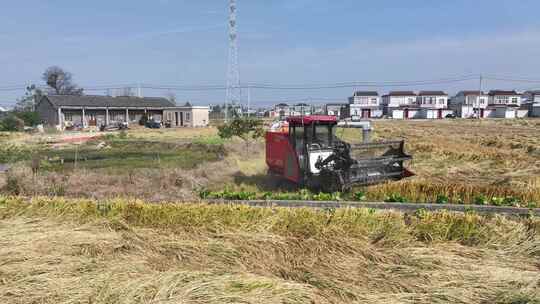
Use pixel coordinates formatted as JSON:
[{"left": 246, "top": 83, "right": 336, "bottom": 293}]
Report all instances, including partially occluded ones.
[{"left": 265, "top": 115, "right": 413, "bottom": 192}]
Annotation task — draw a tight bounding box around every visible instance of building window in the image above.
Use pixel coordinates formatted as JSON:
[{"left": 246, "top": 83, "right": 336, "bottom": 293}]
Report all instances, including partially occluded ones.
[
  {"left": 497, "top": 96, "right": 509, "bottom": 104},
  {"left": 438, "top": 98, "right": 445, "bottom": 104},
  {"left": 64, "top": 112, "right": 73, "bottom": 121},
  {"left": 511, "top": 97, "right": 518, "bottom": 104},
  {"left": 186, "top": 113, "right": 191, "bottom": 121}
]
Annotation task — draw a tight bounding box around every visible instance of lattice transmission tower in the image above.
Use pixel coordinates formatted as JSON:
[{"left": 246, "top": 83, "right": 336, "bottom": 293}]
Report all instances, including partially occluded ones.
[{"left": 225, "top": 0, "right": 240, "bottom": 121}]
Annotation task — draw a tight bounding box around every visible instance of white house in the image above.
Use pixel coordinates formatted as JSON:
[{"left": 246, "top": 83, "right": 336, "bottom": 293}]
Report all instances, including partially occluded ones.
[
  {"left": 487, "top": 90, "right": 528, "bottom": 118},
  {"left": 272, "top": 103, "right": 291, "bottom": 118},
  {"left": 417, "top": 91, "right": 448, "bottom": 109},
  {"left": 417, "top": 91, "right": 452, "bottom": 119},
  {"left": 488, "top": 90, "right": 521, "bottom": 106},
  {"left": 522, "top": 91, "right": 540, "bottom": 117},
  {"left": 346, "top": 91, "right": 382, "bottom": 119},
  {"left": 381, "top": 91, "right": 418, "bottom": 119},
  {"left": 324, "top": 103, "right": 347, "bottom": 117},
  {"left": 291, "top": 103, "right": 312, "bottom": 116},
  {"left": 450, "top": 91, "right": 489, "bottom": 118}
]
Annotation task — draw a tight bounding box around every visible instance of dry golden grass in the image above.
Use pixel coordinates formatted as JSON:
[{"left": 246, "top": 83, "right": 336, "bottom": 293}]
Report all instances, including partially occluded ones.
[
  {"left": 371, "top": 119, "right": 540, "bottom": 184},
  {"left": 336, "top": 119, "right": 540, "bottom": 205},
  {"left": 125, "top": 125, "right": 218, "bottom": 142},
  {"left": 0, "top": 196, "right": 538, "bottom": 304}
]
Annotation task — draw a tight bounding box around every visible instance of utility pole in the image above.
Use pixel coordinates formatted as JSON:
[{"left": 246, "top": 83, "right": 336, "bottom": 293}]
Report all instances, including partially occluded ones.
[
  {"left": 247, "top": 86, "right": 251, "bottom": 118},
  {"left": 226, "top": 0, "right": 240, "bottom": 122},
  {"left": 478, "top": 74, "right": 483, "bottom": 119}
]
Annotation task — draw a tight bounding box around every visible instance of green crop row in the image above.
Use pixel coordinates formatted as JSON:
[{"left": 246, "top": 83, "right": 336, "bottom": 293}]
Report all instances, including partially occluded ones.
[
  {"left": 199, "top": 188, "right": 347, "bottom": 202},
  {"left": 199, "top": 188, "right": 537, "bottom": 208}
]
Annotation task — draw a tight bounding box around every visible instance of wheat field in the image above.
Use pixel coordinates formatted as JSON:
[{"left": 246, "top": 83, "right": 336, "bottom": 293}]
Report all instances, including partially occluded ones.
[{"left": 0, "top": 196, "right": 538, "bottom": 304}]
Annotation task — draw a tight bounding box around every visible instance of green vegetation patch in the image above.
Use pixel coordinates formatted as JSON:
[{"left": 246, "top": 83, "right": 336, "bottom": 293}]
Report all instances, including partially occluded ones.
[
  {"left": 199, "top": 188, "right": 538, "bottom": 208},
  {"left": 45, "top": 141, "right": 224, "bottom": 171}
]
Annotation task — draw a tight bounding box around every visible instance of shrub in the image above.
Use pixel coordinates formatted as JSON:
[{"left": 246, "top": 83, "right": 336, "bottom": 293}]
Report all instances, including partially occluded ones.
[
  {"left": 0, "top": 115, "right": 24, "bottom": 131},
  {"left": 502, "top": 196, "right": 520, "bottom": 207},
  {"left": 312, "top": 192, "right": 333, "bottom": 201},
  {"left": 353, "top": 191, "right": 366, "bottom": 201},
  {"left": 436, "top": 195, "right": 449, "bottom": 204},
  {"left": 4, "top": 173, "right": 22, "bottom": 195},
  {"left": 385, "top": 193, "right": 407, "bottom": 203},
  {"left": 490, "top": 197, "right": 505, "bottom": 207},
  {"left": 474, "top": 195, "right": 488, "bottom": 205},
  {"left": 13, "top": 111, "right": 40, "bottom": 126},
  {"left": 490, "top": 196, "right": 521, "bottom": 207}
]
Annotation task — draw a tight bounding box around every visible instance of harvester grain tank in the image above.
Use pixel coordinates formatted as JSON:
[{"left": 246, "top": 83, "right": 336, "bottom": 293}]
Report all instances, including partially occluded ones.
[{"left": 265, "top": 115, "right": 413, "bottom": 192}]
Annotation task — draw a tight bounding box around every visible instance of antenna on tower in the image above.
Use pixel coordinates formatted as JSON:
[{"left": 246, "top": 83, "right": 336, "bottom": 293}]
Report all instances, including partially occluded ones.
[{"left": 226, "top": 0, "right": 240, "bottom": 122}]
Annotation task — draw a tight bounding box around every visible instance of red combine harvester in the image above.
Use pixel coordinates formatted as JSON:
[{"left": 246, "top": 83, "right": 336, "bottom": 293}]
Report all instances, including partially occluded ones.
[{"left": 265, "top": 115, "right": 413, "bottom": 192}]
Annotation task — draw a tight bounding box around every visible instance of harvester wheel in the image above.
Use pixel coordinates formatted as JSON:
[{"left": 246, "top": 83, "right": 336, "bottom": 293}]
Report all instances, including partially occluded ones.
[{"left": 318, "top": 170, "right": 346, "bottom": 193}]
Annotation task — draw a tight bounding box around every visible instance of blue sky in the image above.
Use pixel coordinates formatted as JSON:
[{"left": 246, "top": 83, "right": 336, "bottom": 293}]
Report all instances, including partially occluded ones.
[{"left": 1, "top": 0, "right": 540, "bottom": 107}]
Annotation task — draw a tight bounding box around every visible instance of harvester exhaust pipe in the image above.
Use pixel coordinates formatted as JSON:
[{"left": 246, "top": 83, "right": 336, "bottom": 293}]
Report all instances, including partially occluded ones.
[
  {"left": 337, "top": 120, "right": 372, "bottom": 143},
  {"left": 362, "top": 125, "right": 371, "bottom": 143}
]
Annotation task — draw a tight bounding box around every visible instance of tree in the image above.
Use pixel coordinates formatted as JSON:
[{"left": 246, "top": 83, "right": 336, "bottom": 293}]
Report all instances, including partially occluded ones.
[
  {"left": 217, "top": 116, "right": 265, "bottom": 154},
  {"left": 211, "top": 104, "right": 222, "bottom": 114},
  {"left": 12, "top": 85, "right": 42, "bottom": 126},
  {"left": 165, "top": 91, "right": 177, "bottom": 105},
  {"left": 42, "top": 66, "right": 83, "bottom": 95},
  {"left": 15, "top": 85, "right": 42, "bottom": 112}
]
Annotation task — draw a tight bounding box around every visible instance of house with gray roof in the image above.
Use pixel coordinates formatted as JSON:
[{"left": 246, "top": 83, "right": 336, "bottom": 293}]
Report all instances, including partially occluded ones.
[
  {"left": 346, "top": 91, "right": 382, "bottom": 119},
  {"left": 381, "top": 91, "right": 418, "bottom": 119},
  {"left": 36, "top": 95, "right": 209, "bottom": 129},
  {"left": 485, "top": 90, "right": 528, "bottom": 118}
]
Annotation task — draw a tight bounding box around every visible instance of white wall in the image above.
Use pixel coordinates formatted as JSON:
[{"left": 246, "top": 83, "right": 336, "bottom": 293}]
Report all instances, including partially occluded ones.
[
  {"left": 466, "top": 95, "right": 488, "bottom": 108},
  {"left": 494, "top": 107, "right": 516, "bottom": 118},
  {"left": 390, "top": 109, "right": 404, "bottom": 119},
  {"left": 418, "top": 109, "right": 453, "bottom": 119},
  {"left": 350, "top": 96, "right": 380, "bottom": 106},
  {"left": 384, "top": 96, "right": 416, "bottom": 107},
  {"left": 489, "top": 95, "right": 521, "bottom": 106},
  {"left": 454, "top": 105, "right": 480, "bottom": 118},
  {"left": 421, "top": 109, "right": 437, "bottom": 119},
  {"left": 485, "top": 109, "right": 496, "bottom": 118},
  {"left": 371, "top": 109, "right": 383, "bottom": 118},
  {"left": 417, "top": 95, "right": 448, "bottom": 109}
]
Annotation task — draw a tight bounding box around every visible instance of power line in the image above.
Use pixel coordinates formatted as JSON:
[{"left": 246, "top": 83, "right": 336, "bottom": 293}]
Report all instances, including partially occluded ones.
[
  {"left": 122, "top": 75, "right": 479, "bottom": 92},
  {"left": 4, "top": 74, "right": 540, "bottom": 94},
  {"left": 244, "top": 74, "right": 480, "bottom": 87},
  {"left": 483, "top": 75, "right": 540, "bottom": 83}
]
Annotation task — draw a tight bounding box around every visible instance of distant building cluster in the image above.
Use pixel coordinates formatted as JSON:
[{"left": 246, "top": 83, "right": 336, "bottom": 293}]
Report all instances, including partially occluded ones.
[{"left": 271, "top": 90, "right": 540, "bottom": 120}]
